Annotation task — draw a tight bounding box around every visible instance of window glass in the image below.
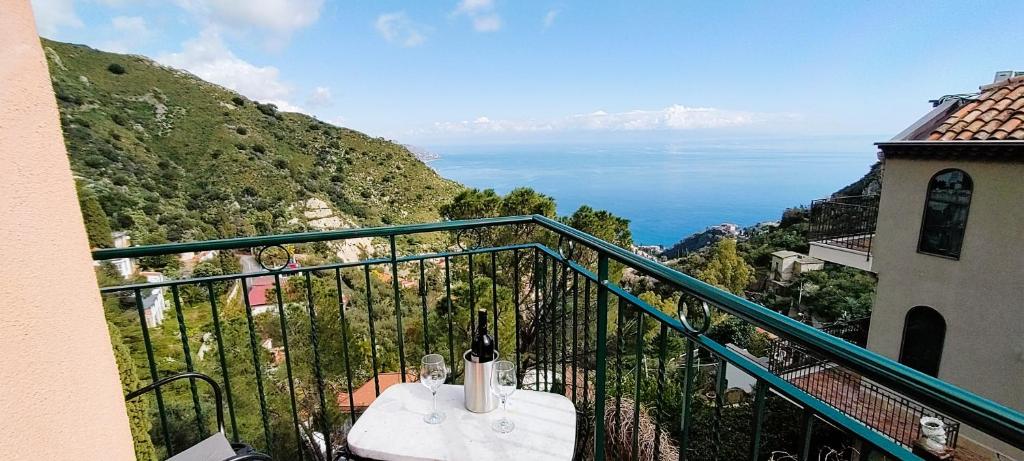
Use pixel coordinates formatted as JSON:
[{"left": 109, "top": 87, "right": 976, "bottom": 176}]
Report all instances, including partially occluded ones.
[{"left": 918, "top": 169, "right": 972, "bottom": 258}]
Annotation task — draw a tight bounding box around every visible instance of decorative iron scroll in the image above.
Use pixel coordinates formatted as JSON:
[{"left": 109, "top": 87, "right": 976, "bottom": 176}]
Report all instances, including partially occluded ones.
[
  {"left": 256, "top": 244, "right": 291, "bottom": 271},
  {"left": 677, "top": 295, "right": 711, "bottom": 334}
]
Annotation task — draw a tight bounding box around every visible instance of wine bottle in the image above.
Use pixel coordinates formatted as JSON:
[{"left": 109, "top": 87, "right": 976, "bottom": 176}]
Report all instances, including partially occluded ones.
[{"left": 470, "top": 309, "right": 495, "bottom": 362}]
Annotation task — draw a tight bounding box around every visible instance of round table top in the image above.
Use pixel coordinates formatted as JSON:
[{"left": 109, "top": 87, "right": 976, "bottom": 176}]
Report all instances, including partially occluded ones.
[{"left": 347, "top": 383, "right": 577, "bottom": 461}]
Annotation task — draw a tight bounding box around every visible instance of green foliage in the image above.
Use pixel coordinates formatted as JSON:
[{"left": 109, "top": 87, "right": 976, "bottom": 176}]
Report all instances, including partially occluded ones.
[
  {"left": 107, "top": 63, "right": 126, "bottom": 74},
  {"left": 43, "top": 39, "right": 460, "bottom": 242},
  {"left": 696, "top": 239, "right": 753, "bottom": 295},
  {"left": 76, "top": 181, "right": 113, "bottom": 248},
  {"left": 562, "top": 205, "right": 632, "bottom": 248},
  {"left": 707, "top": 313, "right": 754, "bottom": 347},
  {"left": 793, "top": 266, "right": 875, "bottom": 322},
  {"left": 108, "top": 322, "right": 157, "bottom": 461},
  {"left": 256, "top": 102, "right": 278, "bottom": 117}
]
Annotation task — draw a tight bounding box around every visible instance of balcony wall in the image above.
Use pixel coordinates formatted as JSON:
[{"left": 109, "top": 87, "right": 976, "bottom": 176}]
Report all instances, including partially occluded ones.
[{"left": 0, "top": 2, "right": 135, "bottom": 459}]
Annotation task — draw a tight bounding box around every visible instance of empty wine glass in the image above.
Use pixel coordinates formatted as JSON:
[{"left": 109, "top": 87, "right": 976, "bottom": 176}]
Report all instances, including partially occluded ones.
[
  {"left": 420, "top": 354, "right": 447, "bottom": 424},
  {"left": 490, "top": 360, "right": 517, "bottom": 433}
]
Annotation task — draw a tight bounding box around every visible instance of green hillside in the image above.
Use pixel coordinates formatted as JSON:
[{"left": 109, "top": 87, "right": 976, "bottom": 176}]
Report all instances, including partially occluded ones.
[{"left": 43, "top": 39, "right": 460, "bottom": 246}]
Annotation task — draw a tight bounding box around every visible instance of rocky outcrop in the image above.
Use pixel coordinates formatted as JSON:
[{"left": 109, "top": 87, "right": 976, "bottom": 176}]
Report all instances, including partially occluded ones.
[{"left": 660, "top": 223, "right": 741, "bottom": 259}]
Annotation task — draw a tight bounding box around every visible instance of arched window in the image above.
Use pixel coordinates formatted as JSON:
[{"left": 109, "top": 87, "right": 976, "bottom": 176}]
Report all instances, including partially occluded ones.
[
  {"left": 918, "top": 169, "right": 972, "bottom": 258},
  {"left": 899, "top": 306, "right": 945, "bottom": 377}
]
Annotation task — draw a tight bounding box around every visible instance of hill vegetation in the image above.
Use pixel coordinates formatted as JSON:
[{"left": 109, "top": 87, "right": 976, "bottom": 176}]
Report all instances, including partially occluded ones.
[{"left": 43, "top": 39, "right": 460, "bottom": 249}]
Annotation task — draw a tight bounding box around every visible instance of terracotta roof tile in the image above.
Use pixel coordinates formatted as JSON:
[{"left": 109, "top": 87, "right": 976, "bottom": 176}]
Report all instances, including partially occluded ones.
[{"left": 925, "top": 76, "right": 1024, "bottom": 141}]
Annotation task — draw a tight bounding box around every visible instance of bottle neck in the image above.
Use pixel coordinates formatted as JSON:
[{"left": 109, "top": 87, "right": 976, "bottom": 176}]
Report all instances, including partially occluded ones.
[{"left": 476, "top": 310, "right": 488, "bottom": 336}]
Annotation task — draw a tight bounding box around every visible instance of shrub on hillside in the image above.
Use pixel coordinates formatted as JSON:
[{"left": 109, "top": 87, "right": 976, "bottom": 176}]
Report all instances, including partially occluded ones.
[
  {"left": 235, "top": 126, "right": 248, "bottom": 135},
  {"left": 107, "top": 63, "right": 126, "bottom": 75},
  {"left": 256, "top": 102, "right": 278, "bottom": 117},
  {"left": 231, "top": 96, "right": 245, "bottom": 106}
]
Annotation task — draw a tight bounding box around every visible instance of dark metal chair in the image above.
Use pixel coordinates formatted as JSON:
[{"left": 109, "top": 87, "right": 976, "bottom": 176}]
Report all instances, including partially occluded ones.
[{"left": 125, "top": 372, "right": 273, "bottom": 461}]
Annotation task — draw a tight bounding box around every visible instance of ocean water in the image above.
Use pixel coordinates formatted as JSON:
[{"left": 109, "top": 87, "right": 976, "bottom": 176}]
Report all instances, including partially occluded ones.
[{"left": 427, "top": 141, "right": 877, "bottom": 246}]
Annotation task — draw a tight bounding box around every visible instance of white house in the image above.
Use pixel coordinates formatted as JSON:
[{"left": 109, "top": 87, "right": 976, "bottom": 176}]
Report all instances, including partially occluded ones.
[
  {"left": 139, "top": 271, "right": 166, "bottom": 327},
  {"left": 769, "top": 250, "right": 824, "bottom": 284}
]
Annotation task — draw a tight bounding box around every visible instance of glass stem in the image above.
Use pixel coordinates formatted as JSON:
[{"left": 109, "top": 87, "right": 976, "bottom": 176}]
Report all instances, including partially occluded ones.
[{"left": 432, "top": 390, "right": 437, "bottom": 414}]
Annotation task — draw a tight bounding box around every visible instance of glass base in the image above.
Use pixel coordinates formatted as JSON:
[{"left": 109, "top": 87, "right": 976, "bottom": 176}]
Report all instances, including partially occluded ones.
[
  {"left": 492, "top": 417, "right": 515, "bottom": 434},
  {"left": 424, "top": 411, "right": 446, "bottom": 424}
]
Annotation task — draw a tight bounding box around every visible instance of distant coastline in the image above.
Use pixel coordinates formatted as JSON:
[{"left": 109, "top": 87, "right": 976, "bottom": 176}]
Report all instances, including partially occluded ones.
[
  {"left": 429, "top": 143, "right": 876, "bottom": 245},
  {"left": 404, "top": 144, "right": 441, "bottom": 163}
]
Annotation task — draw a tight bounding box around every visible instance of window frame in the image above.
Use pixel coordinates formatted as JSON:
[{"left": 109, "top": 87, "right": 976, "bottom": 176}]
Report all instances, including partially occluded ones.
[{"left": 916, "top": 168, "right": 973, "bottom": 260}]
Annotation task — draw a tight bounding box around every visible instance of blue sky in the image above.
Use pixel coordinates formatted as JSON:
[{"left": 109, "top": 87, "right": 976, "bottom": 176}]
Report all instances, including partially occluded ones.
[{"left": 31, "top": 0, "right": 1023, "bottom": 146}]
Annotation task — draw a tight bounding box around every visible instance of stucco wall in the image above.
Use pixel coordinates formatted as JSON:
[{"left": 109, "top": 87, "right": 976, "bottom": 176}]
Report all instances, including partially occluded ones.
[
  {"left": 0, "top": 2, "right": 136, "bottom": 460},
  {"left": 867, "top": 156, "right": 1024, "bottom": 456}
]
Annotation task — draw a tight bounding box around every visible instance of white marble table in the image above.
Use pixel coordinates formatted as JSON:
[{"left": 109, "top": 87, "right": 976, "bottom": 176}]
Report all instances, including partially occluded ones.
[{"left": 347, "top": 383, "right": 577, "bottom": 461}]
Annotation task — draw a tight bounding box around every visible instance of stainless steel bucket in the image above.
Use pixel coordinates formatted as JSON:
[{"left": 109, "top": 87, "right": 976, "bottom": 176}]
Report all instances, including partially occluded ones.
[{"left": 463, "top": 350, "right": 499, "bottom": 413}]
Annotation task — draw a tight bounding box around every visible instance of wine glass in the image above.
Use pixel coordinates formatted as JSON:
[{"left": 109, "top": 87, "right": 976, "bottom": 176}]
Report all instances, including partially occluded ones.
[
  {"left": 420, "top": 354, "right": 447, "bottom": 424},
  {"left": 490, "top": 360, "right": 517, "bottom": 433}
]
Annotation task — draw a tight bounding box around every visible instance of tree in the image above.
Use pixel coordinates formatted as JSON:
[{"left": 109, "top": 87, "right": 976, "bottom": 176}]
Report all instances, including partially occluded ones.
[
  {"left": 108, "top": 322, "right": 157, "bottom": 460},
  {"left": 137, "top": 232, "right": 180, "bottom": 271},
  {"left": 795, "top": 267, "right": 875, "bottom": 322},
  {"left": 563, "top": 205, "right": 632, "bottom": 248},
  {"left": 77, "top": 181, "right": 113, "bottom": 248},
  {"left": 697, "top": 239, "right": 753, "bottom": 296}
]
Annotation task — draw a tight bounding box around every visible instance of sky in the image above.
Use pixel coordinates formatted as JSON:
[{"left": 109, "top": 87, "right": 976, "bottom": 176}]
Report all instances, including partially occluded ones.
[{"left": 30, "top": 0, "right": 1024, "bottom": 146}]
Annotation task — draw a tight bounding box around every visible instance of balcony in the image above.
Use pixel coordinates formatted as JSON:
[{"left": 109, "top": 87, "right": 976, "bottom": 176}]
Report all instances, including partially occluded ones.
[
  {"left": 93, "top": 216, "right": 1023, "bottom": 461},
  {"left": 808, "top": 196, "right": 879, "bottom": 272}
]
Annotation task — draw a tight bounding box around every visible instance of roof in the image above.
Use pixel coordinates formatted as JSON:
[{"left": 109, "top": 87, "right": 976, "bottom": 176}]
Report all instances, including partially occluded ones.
[
  {"left": 246, "top": 276, "right": 276, "bottom": 306},
  {"left": 771, "top": 250, "right": 804, "bottom": 259},
  {"left": 336, "top": 372, "right": 419, "bottom": 411},
  {"left": 928, "top": 76, "right": 1024, "bottom": 141}
]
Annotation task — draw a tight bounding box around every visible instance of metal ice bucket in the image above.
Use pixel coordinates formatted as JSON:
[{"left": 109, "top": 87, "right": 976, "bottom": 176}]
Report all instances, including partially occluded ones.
[{"left": 463, "top": 350, "right": 499, "bottom": 413}]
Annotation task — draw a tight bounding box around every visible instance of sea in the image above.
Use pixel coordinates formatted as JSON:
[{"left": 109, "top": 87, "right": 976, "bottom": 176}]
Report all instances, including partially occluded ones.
[{"left": 426, "top": 139, "right": 879, "bottom": 246}]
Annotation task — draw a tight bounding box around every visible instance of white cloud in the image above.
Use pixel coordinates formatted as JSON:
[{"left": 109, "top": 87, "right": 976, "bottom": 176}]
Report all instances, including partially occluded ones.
[
  {"left": 414, "top": 105, "right": 797, "bottom": 136},
  {"left": 471, "top": 14, "right": 501, "bottom": 32},
  {"left": 158, "top": 29, "right": 304, "bottom": 112},
  {"left": 31, "top": 0, "right": 83, "bottom": 36},
  {"left": 452, "top": 0, "right": 502, "bottom": 32},
  {"left": 175, "top": 0, "right": 324, "bottom": 48},
  {"left": 306, "top": 86, "right": 332, "bottom": 107},
  {"left": 99, "top": 16, "right": 153, "bottom": 52},
  {"left": 454, "top": 0, "right": 494, "bottom": 15},
  {"left": 543, "top": 9, "right": 559, "bottom": 28},
  {"left": 375, "top": 11, "right": 427, "bottom": 47},
  {"left": 111, "top": 16, "right": 148, "bottom": 35}
]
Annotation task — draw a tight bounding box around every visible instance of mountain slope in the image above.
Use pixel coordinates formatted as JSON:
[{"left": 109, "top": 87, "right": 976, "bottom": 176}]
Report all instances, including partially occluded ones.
[{"left": 43, "top": 39, "right": 460, "bottom": 245}]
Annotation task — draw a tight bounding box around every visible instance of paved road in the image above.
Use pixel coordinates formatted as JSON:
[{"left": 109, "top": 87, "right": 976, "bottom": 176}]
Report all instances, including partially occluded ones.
[{"left": 239, "top": 254, "right": 262, "bottom": 274}]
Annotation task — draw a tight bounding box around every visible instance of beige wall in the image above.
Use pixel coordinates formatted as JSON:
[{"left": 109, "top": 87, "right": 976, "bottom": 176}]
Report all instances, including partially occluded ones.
[
  {"left": 0, "top": 2, "right": 136, "bottom": 460},
  {"left": 868, "top": 156, "right": 1024, "bottom": 457}
]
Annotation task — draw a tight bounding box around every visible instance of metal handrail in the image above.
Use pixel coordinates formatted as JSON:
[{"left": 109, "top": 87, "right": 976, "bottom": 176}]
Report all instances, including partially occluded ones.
[
  {"left": 532, "top": 215, "right": 1022, "bottom": 448},
  {"left": 94, "top": 215, "right": 1024, "bottom": 451}
]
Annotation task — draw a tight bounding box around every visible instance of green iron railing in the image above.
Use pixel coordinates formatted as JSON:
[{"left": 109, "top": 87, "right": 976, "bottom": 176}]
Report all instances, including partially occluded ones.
[{"left": 94, "top": 215, "right": 1024, "bottom": 461}]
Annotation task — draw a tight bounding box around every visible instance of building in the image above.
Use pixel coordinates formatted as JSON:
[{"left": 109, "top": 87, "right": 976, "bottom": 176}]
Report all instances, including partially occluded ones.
[
  {"left": 336, "top": 372, "right": 419, "bottom": 413},
  {"left": 768, "top": 250, "right": 824, "bottom": 285},
  {"left": 810, "top": 72, "right": 1024, "bottom": 458},
  {"left": 107, "top": 231, "right": 135, "bottom": 278},
  {"left": 246, "top": 275, "right": 278, "bottom": 315},
  {"left": 139, "top": 271, "right": 166, "bottom": 327}
]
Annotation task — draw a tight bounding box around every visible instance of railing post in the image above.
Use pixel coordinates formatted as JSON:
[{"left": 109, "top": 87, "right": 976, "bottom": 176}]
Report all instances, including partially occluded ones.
[
  {"left": 593, "top": 253, "right": 609, "bottom": 461},
  {"left": 389, "top": 235, "right": 407, "bottom": 382}
]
